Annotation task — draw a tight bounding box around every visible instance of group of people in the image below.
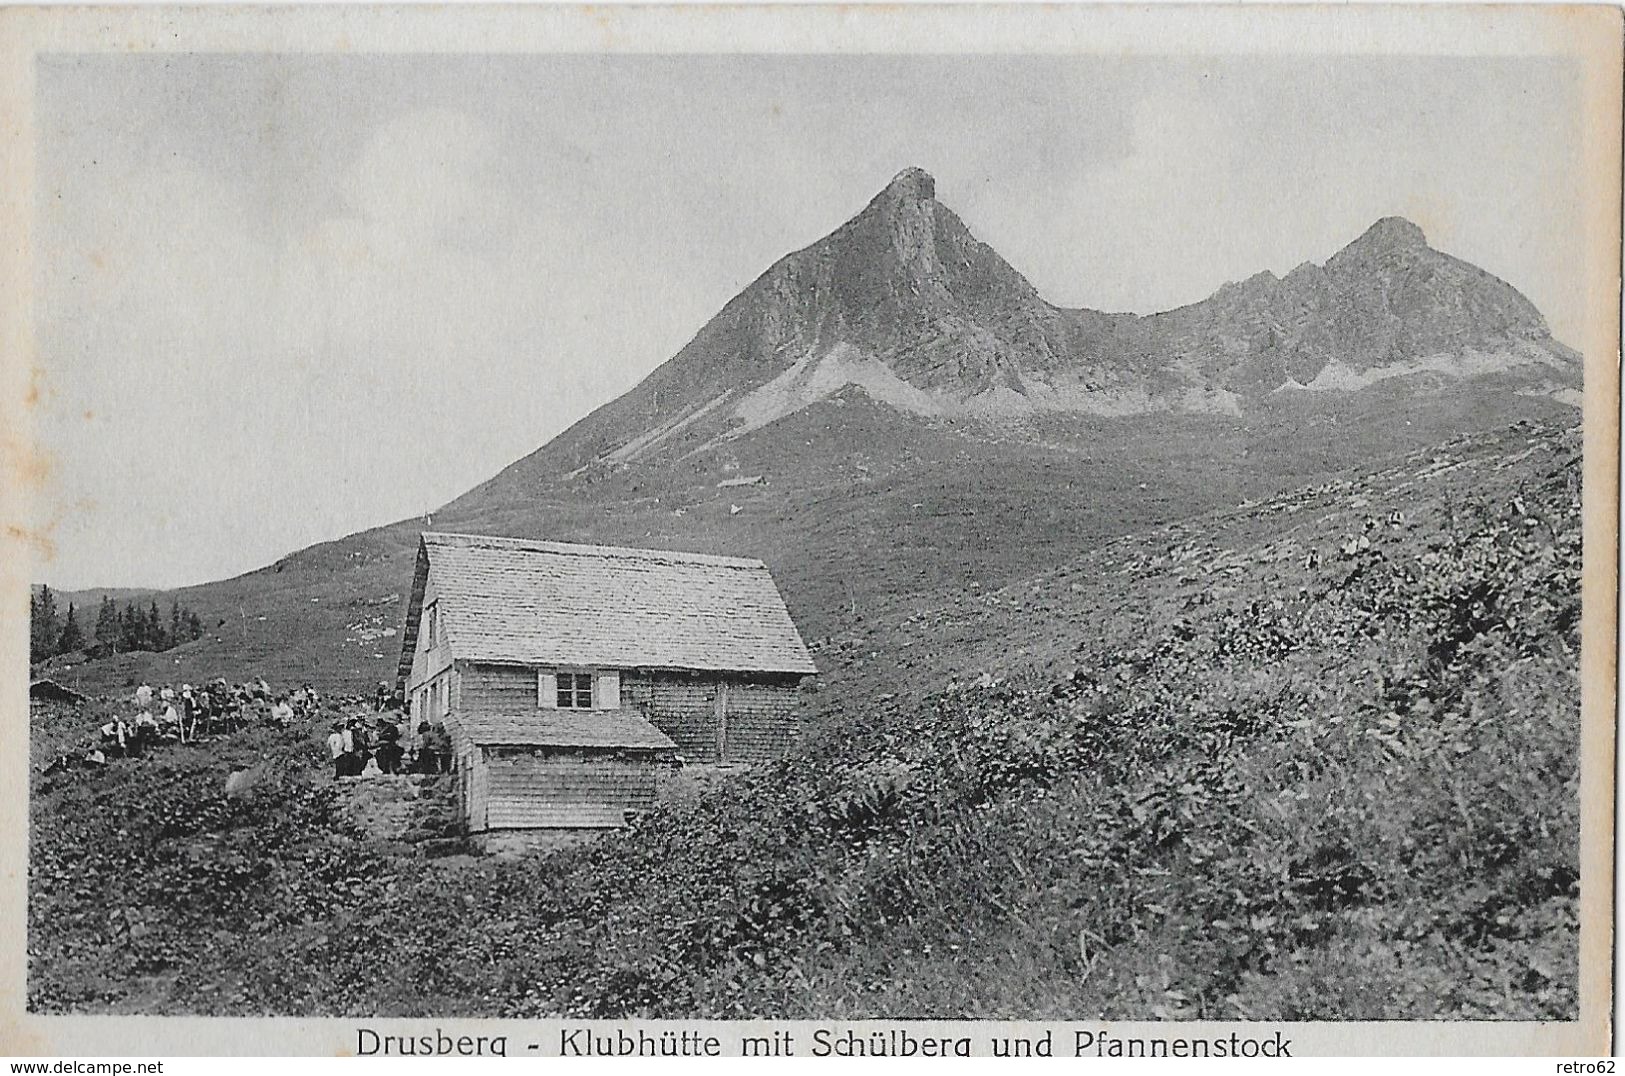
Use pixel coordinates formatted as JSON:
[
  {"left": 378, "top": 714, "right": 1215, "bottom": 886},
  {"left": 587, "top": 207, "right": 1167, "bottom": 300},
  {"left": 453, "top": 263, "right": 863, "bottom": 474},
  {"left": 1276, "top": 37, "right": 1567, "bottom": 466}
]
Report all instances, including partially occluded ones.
[
  {"left": 373, "top": 679, "right": 405, "bottom": 713},
  {"left": 326, "top": 710, "right": 452, "bottom": 780},
  {"left": 51, "top": 674, "right": 457, "bottom": 785},
  {"left": 98, "top": 677, "right": 323, "bottom": 757}
]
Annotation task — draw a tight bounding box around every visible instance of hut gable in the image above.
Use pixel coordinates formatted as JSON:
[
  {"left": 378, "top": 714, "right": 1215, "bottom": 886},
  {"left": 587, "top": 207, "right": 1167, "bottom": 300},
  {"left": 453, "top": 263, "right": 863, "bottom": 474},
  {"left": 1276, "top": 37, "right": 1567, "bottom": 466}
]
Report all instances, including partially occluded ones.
[{"left": 398, "top": 532, "right": 817, "bottom": 681}]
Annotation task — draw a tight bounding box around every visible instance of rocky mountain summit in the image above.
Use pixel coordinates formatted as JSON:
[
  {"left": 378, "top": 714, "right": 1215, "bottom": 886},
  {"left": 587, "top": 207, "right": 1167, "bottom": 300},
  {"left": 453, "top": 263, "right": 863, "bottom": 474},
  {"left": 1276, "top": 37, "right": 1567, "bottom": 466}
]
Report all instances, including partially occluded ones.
[
  {"left": 1137, "top": 214, "right": 1566, "bottom": 396},
  {"left": 484, "top": 167, "right": 1578, "bottom": 486}
]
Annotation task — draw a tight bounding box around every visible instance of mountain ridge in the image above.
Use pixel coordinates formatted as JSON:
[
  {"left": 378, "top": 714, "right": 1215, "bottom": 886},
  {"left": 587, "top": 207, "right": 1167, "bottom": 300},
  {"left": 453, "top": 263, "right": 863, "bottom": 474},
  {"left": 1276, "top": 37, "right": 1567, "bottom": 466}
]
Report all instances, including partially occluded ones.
[{"left": 461, "top": 167, "right": 1577, "bottom": 498}]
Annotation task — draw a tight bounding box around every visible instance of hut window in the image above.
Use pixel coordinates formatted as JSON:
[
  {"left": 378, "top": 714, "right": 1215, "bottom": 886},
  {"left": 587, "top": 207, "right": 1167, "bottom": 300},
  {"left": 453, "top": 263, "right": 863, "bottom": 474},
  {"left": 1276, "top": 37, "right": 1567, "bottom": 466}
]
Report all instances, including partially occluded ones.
[
  {"left": 423, "top": 602, "right": 437, "bottom": 649},
  {"left": 556, "top": 672, "right": 594, "bottom": 709}
]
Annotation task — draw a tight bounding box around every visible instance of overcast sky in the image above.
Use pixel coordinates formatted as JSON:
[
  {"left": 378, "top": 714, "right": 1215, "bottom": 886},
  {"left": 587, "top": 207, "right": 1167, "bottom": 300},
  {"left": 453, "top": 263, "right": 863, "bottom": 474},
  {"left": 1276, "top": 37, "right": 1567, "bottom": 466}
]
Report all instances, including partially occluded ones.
[{"left": 34, "top": 52, "right": 1583, "bottom": 590}]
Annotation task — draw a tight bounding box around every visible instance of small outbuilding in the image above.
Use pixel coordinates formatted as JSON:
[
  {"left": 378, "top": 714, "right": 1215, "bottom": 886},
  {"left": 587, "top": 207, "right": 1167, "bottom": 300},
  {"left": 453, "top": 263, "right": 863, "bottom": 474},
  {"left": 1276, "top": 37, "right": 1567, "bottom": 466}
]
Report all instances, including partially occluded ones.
[
  {"left": 397, "top": 532, "right": 816, "bottom": 832},
  {"left": 29, "top": 678, "right": 87, "bottom": 706}
]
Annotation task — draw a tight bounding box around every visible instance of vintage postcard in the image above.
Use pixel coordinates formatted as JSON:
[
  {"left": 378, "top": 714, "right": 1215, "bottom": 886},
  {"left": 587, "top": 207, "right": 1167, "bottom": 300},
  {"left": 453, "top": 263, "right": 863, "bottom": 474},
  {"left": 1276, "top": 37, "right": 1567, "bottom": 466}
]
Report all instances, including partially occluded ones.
[{"left": 1, "top": 3, "right": 1618, "bottom": 1058}]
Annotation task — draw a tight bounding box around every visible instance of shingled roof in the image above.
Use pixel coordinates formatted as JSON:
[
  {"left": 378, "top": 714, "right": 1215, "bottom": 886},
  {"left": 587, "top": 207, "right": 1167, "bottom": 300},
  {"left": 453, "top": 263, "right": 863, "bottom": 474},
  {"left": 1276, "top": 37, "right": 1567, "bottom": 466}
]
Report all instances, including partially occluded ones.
[
  {"left": 460, "top": 709, "right": 678, "bottom": 750},
  {"left": 398, "top": 533, "right": 817, "bottom": 679}
]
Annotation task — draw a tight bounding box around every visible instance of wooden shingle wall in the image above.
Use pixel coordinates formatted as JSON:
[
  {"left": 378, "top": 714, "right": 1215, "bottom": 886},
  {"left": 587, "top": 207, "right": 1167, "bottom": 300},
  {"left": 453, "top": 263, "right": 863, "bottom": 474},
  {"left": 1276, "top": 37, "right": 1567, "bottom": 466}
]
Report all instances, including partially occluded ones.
[
  {"left": 625, "top": 672, "right": 720, "bottom": 762},
  {"left": 457, "top": 664, "right": 799, "bottom": 774},
  {"left": 444, "top": 708, "right": 480, "bottom": 827},
  {"left": 623, "top": 671, "right": 798, "bottom": 764},
  {"left": 718, "top": 678, "right": 800, "bottom": 762},
  {"left": 483, "top": 748, "right": 660, "bottom": 829},
  {"left": 462, "top": 663, "right": 538, "bottom": 713},
  {"left": 467, "top": 747, "right": 490, "bottom": 831}
]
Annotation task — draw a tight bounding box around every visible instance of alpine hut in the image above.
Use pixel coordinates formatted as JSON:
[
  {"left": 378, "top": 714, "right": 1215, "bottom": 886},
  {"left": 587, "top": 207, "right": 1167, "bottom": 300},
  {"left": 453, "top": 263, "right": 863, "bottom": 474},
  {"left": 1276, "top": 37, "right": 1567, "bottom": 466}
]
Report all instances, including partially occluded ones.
[{"left": 396, "top": 532, "right": 817, "bottom": 831}]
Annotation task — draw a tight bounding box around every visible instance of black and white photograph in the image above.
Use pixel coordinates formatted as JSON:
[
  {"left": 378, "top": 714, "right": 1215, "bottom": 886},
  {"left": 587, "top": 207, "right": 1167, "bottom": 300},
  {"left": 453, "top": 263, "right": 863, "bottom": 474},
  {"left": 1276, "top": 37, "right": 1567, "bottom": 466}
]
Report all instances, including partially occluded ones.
[{"left": 4, "top": 3, "right": 1618, "bottom": 1057}]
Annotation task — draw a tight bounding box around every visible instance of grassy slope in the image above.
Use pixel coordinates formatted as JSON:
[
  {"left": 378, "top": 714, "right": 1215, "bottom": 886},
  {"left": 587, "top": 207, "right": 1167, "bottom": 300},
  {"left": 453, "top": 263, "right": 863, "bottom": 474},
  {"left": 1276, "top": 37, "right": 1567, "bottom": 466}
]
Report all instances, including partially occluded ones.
[
  {"left": 29, "top": 415, "right": 1580, "bottom": 1019},
  {"left": 37, "top": 396, "right": 1257, "bottom": 696},
  {"left": 40, "top": 383, "right": 1570, "bottom": 701}
]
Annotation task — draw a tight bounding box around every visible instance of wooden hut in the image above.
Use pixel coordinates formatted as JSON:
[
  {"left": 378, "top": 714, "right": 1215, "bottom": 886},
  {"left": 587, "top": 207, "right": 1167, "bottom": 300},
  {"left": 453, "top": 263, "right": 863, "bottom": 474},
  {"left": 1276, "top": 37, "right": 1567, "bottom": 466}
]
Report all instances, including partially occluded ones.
[
  {"left": 396, "top": 532, "right": 817, "bottom": 831},
  {"left": 29, "top": 678, "right": 87, "bottom": 706}
]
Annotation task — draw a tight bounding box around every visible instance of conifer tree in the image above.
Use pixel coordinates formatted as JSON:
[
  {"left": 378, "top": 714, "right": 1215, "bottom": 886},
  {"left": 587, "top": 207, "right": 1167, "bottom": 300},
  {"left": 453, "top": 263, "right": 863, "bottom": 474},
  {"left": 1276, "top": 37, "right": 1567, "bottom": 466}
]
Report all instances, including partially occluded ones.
[
  {"left": 120, "top": 602, "right": 140, "bottom": 652},
  {"left": 147, "top": 600, "right": 164, "bottom": 651},
  {"left": 94, "top": 595, "right": 120, "bottom": 653},
  {"left": 31, "top": 585, "right": 59, "bottom": 663},
  {"left": 57, "top": 603, "right": 85, "bottom": 655}
]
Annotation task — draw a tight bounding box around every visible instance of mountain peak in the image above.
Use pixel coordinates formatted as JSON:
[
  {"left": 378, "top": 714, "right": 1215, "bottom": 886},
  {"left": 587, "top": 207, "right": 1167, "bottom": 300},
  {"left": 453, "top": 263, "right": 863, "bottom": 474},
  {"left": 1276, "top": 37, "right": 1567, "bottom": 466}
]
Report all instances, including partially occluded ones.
[
  {"left": 489, "top": 175, "right": 1575, "bottom": 483},
  {"left": 882, "top": 166, "right": 937, "bottom": 204},
  {"left": 850, "top": 166, "right": 943, "bottom": 243},
  {"left": 1351, "top": 215, "right": 1429, "bottom": 252}
]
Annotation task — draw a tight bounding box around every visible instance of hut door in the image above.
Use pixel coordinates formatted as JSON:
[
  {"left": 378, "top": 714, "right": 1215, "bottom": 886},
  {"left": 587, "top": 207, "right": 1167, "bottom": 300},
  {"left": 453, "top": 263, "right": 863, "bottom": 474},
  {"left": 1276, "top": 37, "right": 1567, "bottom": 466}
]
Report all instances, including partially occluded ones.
[{"left": 714, "top": 680, "right": 731, "bottom": 762}]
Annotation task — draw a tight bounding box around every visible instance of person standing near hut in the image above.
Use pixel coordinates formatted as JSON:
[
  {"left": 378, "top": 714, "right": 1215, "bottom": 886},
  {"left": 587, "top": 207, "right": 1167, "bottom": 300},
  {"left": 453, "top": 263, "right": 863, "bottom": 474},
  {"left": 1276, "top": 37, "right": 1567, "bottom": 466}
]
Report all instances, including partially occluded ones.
[
  {"left": 328, "top": 717, "right": 360, "bottom": 777},
  {"left": 427, "top": 719, "right": 453, "bottom": 776},
  {"left": 414, "top": 721, "right": 436, "bottom": 773},
  {"left": 237, "top": 685, "right": 248, "bottom": 729},
  {"left": 375, "top": 716, "right": 403, "bottom": 775},
  {"left": 185, "top": 684, "right": 202, "bottom": 742},
  {"left": 178, "top": 685, "right": 195, "bottom": 743},
  {"left": 207, "top": 680, "right": 228, "bottom": 734},
  {"left": 348, "top": 717, "right": 371, "bottom": 765},
  {"left": 326, "top": 721, "right": 347, "bottom": 779},
  {"left": 134, "top": 682, "right": 153, "bottom": 712}
]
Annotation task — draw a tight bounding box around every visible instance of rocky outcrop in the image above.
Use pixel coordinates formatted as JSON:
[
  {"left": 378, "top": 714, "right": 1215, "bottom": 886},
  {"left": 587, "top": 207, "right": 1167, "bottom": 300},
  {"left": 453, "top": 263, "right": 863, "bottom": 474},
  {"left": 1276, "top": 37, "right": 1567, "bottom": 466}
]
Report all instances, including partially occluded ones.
[{"left": 1133, "top": 216, "right": 1560, "bottom": 395}]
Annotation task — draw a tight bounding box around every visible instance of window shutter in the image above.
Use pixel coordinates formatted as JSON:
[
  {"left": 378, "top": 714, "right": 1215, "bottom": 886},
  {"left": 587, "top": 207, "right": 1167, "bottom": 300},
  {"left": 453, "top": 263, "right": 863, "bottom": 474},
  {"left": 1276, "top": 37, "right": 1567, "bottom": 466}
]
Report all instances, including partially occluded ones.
[
  {"left": 596, "top": 670, "right": 621, "bottom": 710},
  {"left": 538, "top": 671, "right": 557, "bottom": 709}
]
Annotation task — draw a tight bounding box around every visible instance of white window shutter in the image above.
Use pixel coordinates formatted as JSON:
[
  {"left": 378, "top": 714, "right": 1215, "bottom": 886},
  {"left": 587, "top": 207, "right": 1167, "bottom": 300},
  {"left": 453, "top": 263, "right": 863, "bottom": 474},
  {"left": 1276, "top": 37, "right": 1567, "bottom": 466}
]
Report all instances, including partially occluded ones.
[
  {"left": 596, "top": 670, "right": 621, "bottom": 710},
  {"left": 538, "top": 671, "right": 557, "bottom": 709}
]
